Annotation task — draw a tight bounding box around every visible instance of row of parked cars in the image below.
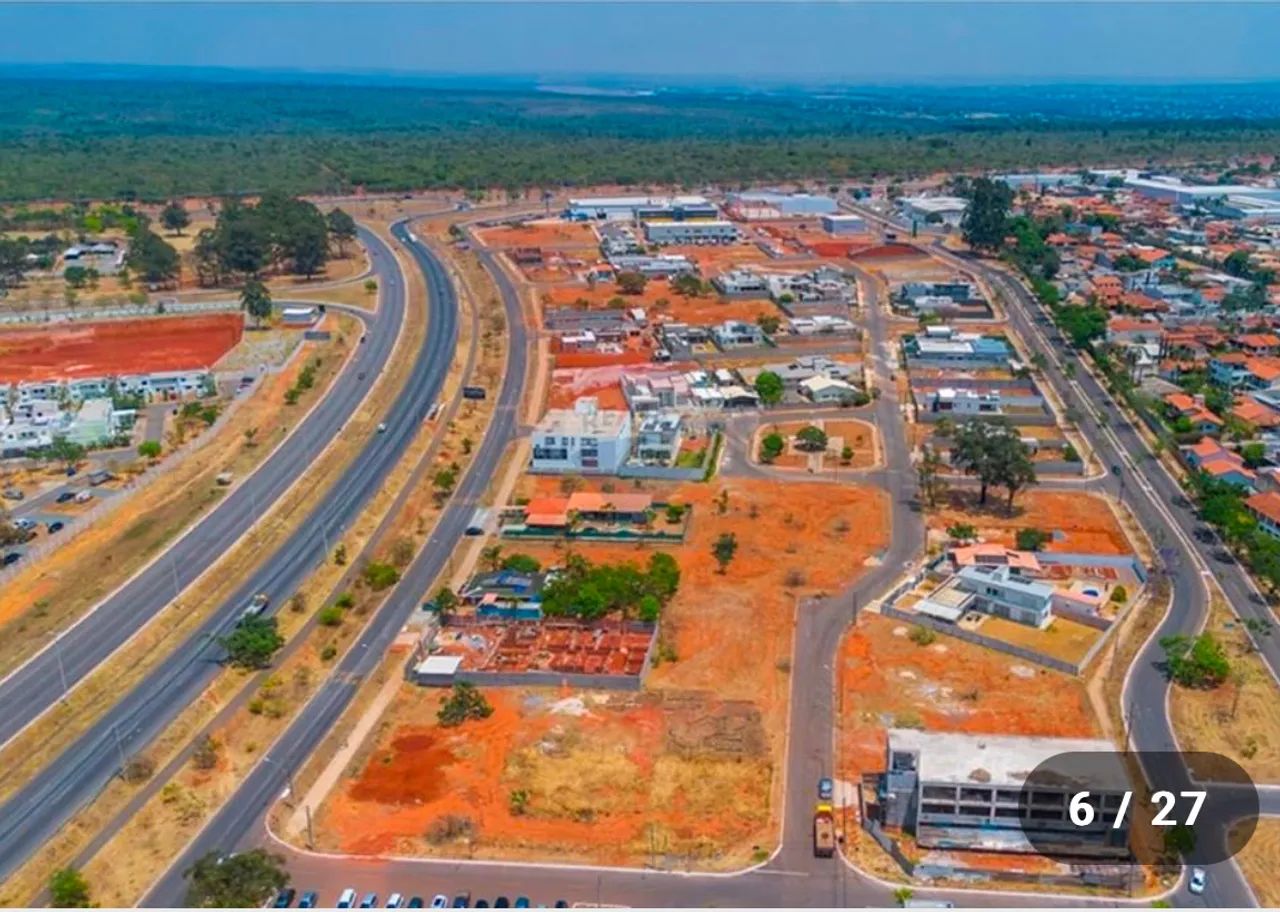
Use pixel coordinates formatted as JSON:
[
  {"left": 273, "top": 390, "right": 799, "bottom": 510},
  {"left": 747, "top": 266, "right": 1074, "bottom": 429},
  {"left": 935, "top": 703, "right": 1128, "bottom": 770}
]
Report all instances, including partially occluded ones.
[{"left": 275, "top": 890, "right": 569, "bottom": 909}]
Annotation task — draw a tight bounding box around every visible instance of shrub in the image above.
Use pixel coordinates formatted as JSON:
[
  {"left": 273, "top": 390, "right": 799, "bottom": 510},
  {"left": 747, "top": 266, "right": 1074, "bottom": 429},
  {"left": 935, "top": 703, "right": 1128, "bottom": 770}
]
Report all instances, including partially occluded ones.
[
  {"left": 1110, "top": 585, "right": 1128, "bottom": 603},
  {"left": 425, "top": 814, "right": 475, "bottom": 844},
  {"left": 1062, "top": 442, "right": 1081, "bottom": 462},
  {"left": 137, "top": 439, "right": 162, "bottom": 459},
  {"left": 334, "top": 592, "right": 356, "bottom": 609},
  {"left": 192, "top": 734, "right": 220, "bottom": 771},
  {"left": 908, "top": 626, "right": 937, "bottom": 646},
  {"left": 121, "top": 754, "right": 156, "bottom": 784},
  {"left": 320, "top": 644, "right": 338, "bottom": 661},
  {"left": 1016, "top": 527, "right": 1051, "bottom": 551},
  {"left": 437, "top": 682, "right": 493, "bottom": 727},
  {"left": 362, "top": 561, "right": 401, "bottom": 591},
  {"left": 318, "top": 605, "right": 344, "bottom": 627}
]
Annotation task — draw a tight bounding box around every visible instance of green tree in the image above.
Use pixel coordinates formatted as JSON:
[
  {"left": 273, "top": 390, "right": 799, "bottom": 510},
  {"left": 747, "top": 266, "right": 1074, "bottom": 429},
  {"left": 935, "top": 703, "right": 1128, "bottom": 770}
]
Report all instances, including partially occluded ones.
[
  {"left": 712, "top": 532, "right": 738, "bottom": 574},
  {"left": 756, "top": 313, "right": 781, "bottom": 335},
  {"left": 63, "top": 265, "right": 90, "bottom": 288},
  {"left": 218, "top": 615, "right": 285, "bottom": 670},
  {"left": 501, "top": 552, "right": 542, "bottom": 573},
  {"left": 759, "top": 432, "right": 785, "bottom": 463},
  {"left": 916, "top": 444, "right": 946, "bottom": 508},
  {"left": 326, "top": 207, "right": 358, "bottom": 256},
  {"left": 240, "top": 278, "right": 272, "bottom": 328},
  {"left": 616, "top": 270, "right": 647, "bottom": 295},
  {"left": 184, "top": 849, "right": 288, "bottom": 908},
  {"left": 480, "top": 543, "right": 504, "bottom": 571},
  {"left": 50, "top": 868, "right": 92, "bottom": 908},
  {"left": 45, "top": 435, "right": 86, "bottom": 470},
  {"left": 160, "top": 200, "right": 191, "bottom": 235},
  {"left": 795, "top": 425, "right": 829, "bottom": 452},
  {"left": 432, "top": 586, "right": 459, "bottom": 621},
  {"left": 959, "top": 177, "right": 1013, "bottom": 251},
  {"left": 1242, "top": 442, "right": 1267, "bottom": 468},
  {"left": 138, "top": 439, "right": 162, "bottom": 459},
  {"left": 1159, "top": 632, "right": 1231, "bottom": 689},
  {"left": 1016, "top": 527, "right": 1050, "bottom": 551},
  {"left": 754, "top": 370, "right": 784, "bottom": 405},
  {"left": 947, "top": 522, "right": 977, "bottom": 542},
  {"left": 125, "top": 228, "right": 181, "bottom": 287},
  {"left": 438, "top": 682, "right": 494, "bottom": 727}
]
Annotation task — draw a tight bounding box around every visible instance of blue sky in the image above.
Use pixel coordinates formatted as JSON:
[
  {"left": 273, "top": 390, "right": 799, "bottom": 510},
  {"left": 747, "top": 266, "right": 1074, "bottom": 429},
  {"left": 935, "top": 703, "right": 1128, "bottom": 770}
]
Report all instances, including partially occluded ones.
[{"left": 3, "top": 2, "right": 1280, "bottom": 84}]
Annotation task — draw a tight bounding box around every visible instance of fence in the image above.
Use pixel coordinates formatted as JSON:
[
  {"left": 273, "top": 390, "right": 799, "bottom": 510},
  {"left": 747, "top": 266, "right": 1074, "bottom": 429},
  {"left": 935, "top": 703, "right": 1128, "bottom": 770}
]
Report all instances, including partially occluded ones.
[
  {"left": 0, "top": 337, "right": 304, "bottom": 587},
  {"left": 0, "top": 298, "right": 239, "bottom": 326},
  {"left": 880, "top": 603, "right": 1082, "bottom": 675}
]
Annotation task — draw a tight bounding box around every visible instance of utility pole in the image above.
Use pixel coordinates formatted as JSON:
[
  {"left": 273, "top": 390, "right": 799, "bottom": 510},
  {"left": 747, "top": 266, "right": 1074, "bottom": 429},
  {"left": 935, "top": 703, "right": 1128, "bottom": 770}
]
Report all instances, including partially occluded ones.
[{"left": 305, "top": 805, "right": 315, "bottom": 849}]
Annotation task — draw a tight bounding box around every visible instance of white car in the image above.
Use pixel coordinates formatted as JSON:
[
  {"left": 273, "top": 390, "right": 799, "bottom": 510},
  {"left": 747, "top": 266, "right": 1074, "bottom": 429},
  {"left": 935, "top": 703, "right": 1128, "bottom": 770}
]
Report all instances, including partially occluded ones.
[
  {"left": 430, "top": 896, "right": 449, "bottom": 909},
  {"left": 387, "top": 894, "right": 403, "bottom": 908},
  {"left": 74, "top": 490, "right": 93, "bottom": 504},
  {"left": 377, "top": 422, "right": 388, "bottom": 434},
  {"left": 1188, "top": 867, "right": 1207, "bottom": 895}
]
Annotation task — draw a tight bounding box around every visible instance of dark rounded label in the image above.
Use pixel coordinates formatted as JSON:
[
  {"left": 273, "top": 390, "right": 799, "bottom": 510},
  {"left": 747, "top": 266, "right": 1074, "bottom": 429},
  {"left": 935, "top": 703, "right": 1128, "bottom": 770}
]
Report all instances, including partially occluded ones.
[{"left": 1014, "top": 751, "right": 1257, "bottom": 865}]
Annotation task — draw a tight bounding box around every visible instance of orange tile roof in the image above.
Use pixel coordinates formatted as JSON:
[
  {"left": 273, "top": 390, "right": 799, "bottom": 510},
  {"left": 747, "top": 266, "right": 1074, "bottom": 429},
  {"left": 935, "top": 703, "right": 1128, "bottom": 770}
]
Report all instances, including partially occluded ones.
[
  {"left": 566, "top": 491, "right": 653, "bottom": 513},
  {"left": 1247, "top": 358, "right": 1280, "bottom": 382},
  {"left": 1236, "top": 333, "right": 1280, "bottom": 348},
  {"left": 1234, "top": 399, "right": 1280, "bottom": 428},
  {"left": 1132, "top": 247, "right": 1171, "bottom": 263},
  {"left": 1164, "top": 393, "right": 1197, "bottom": 413},
  {"left": 1246, "top": 491, "right": 1280, "bottom": 526},
  {"left": 1188, "top": 437, "right": 1229, "bottom": 460}
]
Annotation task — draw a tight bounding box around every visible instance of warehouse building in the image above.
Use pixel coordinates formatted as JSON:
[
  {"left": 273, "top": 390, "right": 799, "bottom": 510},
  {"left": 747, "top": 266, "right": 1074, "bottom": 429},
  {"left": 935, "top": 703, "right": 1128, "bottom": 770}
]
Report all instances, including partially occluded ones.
[
  {"left": 565, "top": 195, "right": 716, "bottom": 221},
  {"left": 821, "top": 213, "right": 868, "bottom": 235},
  {"left": 899, "top": 195, "right": 969, "bottom": 227},
  {"left": 642, "top": 220, "right": 738, "bottom": 245},
  {"left": 729, "top": 190, "right": 838, "bottom": 217},
  {"left": 879, "top": 729, "right": 1131, "bottom": 858}
]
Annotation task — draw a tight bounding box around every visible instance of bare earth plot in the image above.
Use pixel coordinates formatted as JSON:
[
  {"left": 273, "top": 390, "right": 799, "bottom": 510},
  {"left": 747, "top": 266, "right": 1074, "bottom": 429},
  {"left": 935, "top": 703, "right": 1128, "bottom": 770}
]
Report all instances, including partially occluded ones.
[{"left": 312, "top": 477, "right": 890, "bottom": 870}]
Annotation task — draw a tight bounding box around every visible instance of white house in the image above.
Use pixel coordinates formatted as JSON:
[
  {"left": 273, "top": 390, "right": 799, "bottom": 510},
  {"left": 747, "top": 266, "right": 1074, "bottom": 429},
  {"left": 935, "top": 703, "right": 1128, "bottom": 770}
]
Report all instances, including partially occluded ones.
[
  {"left": 800, "top": 376, "right": 860, "bottom": 404},
  {"left": 530, "top": 397, "right": 632, "bottom": 475}
]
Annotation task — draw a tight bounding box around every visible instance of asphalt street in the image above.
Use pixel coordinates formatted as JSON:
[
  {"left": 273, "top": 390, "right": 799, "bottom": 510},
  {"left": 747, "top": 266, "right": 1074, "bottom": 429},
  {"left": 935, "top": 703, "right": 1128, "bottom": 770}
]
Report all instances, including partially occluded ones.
[
  {"left": 0, "top": 223, "right": 454, "bottom": 883},
  {"left": 0, "top": 226, "right": 402, "bottom": 750},
  {"left": 141, "top": 221, "right": 530, "bottom": 905}
]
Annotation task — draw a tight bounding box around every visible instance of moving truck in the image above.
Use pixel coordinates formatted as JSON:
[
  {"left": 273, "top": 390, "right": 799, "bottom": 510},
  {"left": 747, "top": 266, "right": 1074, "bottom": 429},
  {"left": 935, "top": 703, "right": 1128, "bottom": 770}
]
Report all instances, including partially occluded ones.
[{"left": 813, "top": 804, "right": 835, "bottom": 858}]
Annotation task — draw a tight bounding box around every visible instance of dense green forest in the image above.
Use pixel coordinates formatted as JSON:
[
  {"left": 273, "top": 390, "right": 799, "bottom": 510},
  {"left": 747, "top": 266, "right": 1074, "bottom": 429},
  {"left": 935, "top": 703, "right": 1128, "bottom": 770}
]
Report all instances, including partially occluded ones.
[{"left": 2, "top": 77, "right": 1280, "bottom": 201}]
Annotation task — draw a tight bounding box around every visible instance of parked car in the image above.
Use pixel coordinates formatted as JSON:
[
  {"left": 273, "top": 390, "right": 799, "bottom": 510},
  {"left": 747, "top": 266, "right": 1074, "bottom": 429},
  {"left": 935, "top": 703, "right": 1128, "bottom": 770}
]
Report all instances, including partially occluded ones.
[
  {"left": 818, "top": 777, "right": 834, "bottom": 801},
  {"left": 298, "top": 892, "right": 319, "bottom": 908},
  {"left": 430, "top": 897, "right": 449, "bottom": 909},
  {"left": 2, "top": 487, "right": 23, "bottom": 501},
  {"left": 273, "top": 888, "right": 297, "bottom": 907},
  {"left": 56, "top": 491, "right": 76, "bottom": 504},
  {"left": 359, "top": 893, "right": 379, "bottom": 908},
  {"left": 74, "top": 490, "right": 93, "bottom": 504},
  {"left": 1188, "top": 868, "right": 1207, "bottom": 895},
  {"left": 475, "top": 902, "right": 490, "bottom": 909},
  {"left": 46, "top": 520, "right": 65, "bottom": 534},
  {"left": 13, "top": 518, "right": 36, "bottom": 531},
  {"left": 495, "top": 898, "right": 510, "bottom": 908},
  {"left": 452, "top": 894, "right": 471, "bottom": 908},
  {"left": 2, "top": 552, "right": 20, "bottom": 566},
  {"left": 338, "top": 889, "right": 358, "bottom": 909},
  {"left": 514, "top": 899, "right": 530, "bottom": 909},
  {"left": 387, "top": 893, "right": 404, "bottom": 908},
  {"left": 407, "top": 898, "right": 425, "bottom": 909}
]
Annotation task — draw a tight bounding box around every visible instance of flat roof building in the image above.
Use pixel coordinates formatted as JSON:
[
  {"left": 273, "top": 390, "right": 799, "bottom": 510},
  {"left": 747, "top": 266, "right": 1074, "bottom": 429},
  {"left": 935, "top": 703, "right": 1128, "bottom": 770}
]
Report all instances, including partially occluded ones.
[{"left": 881, "top": 728, "right": 1131, "bottom": 858}]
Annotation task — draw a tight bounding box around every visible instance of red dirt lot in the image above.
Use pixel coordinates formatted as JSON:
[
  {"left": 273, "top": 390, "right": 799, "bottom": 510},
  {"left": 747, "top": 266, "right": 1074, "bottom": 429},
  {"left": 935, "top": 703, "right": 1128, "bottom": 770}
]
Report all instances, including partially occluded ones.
[
  {"left": 0, "top": 314, "right": 244, "bottom": 381},
  {"left": 475, "top": 220, "right": 599, "bottom": 249},
  {"left": 929, "top": 490, "right": 1132, "bottom": 556},
  {"left": 318, "top": 477, "right": 892, "bottom": 868}
]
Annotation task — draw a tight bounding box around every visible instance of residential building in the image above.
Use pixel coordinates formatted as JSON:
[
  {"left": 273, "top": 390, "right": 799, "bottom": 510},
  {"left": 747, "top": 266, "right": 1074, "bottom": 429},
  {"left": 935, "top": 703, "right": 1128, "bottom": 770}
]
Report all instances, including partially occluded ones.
[
  {"left": 633, "top": 411, "right": 684, "bottom": 464},
  {"left": 929, "top": 387, "right": 1002, "bottom": 417},
  {"left": 903, "top": 328, "right": 1013, "bottom": 369},
  {"left": 799, "top": 375, "right": 860, "bottom": 404},
  {"left": 604, "top": 253, "right": 695, "bottom": 277},
  {"left": 787, "top": 314, "right": 856, "bottom": 336},
  {"left": 530, "top": 397, "right": 633, "bottom": 475},
  {"left": 712, "top": 269, "right": 769, "bottom": 297},
  {"left": 955, "top": 564, "right": 1055, "bottom": 628},
  {"left": 712, "top": 320, "right": 766, "bottom": 349},
  {"left": 460, "top": 570, "right": 552, "bottom": 617},
  {"left": 1183, "top": 437, "right": 1257, "bottom": 491},
  {"left": 1246, "top": 491, "right": 1280, "bottom": 540},
  {"left": 621, "top": 371, "right": 692, "bottom": 412},
  {"left": 879, "top": 729, "right": 1131, "bottom": 857},
  {"left": 766, "top": 266, "right": 855, "bottom": 307}
]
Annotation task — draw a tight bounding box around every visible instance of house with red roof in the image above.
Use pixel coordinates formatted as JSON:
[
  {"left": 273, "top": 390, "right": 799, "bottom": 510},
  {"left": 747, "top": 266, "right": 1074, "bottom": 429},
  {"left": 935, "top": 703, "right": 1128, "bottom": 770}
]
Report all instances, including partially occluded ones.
[
  {"left": 1183, "top": 437, "right": 1257, "bottom": 491},
  {"left": 1235, "top": 333, "right": 1280, "bottom": 357},
  {"left": 1246, "top": 491, "right": 1280, "bottom": 539}
]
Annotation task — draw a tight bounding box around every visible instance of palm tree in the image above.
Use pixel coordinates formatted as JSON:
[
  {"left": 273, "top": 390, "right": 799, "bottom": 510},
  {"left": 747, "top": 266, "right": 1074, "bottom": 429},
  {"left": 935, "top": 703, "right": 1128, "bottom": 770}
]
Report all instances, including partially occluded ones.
[{"left": 480, "top": 544, "right": 503, "bottom": 572}]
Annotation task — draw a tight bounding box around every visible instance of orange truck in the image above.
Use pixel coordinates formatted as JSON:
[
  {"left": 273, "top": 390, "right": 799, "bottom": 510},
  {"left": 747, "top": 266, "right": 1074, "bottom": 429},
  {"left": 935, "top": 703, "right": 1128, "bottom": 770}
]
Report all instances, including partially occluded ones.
[{"left": 813, "top": 804, "right": 836, "bottom": 858}]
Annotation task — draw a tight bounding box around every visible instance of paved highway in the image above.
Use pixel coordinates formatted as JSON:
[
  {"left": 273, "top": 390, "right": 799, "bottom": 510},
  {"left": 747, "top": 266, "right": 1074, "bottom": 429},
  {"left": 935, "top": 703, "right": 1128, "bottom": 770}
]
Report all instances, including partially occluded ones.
[
  {"left": 142, "top": 221, "right": 531, "bottom": 905},
  {"left": 0, "top": 225, "right": 403, "bottom": 750},
  {"left": 0, "top": 223, "right": 457, "bottom": 883}
]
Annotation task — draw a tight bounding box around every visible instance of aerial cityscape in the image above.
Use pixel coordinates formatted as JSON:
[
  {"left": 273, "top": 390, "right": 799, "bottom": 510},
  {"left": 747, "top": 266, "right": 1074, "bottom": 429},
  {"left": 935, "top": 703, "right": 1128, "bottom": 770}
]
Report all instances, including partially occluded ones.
[{"left": 2, "top": 3, "right": 1280, "bottom": 910}]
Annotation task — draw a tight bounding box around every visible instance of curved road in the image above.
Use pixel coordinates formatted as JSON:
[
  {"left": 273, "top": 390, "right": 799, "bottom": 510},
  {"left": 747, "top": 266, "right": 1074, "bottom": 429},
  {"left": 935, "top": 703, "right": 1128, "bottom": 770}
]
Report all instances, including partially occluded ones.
[
  {"left": 142, "top": 222, "right": 531, "bottom": 904},
  {"left": 0, "top": 222, "right": 457, "bottom": 883},
  {"left": 0, "top": 225, "right": 402, "bottom": 750}
]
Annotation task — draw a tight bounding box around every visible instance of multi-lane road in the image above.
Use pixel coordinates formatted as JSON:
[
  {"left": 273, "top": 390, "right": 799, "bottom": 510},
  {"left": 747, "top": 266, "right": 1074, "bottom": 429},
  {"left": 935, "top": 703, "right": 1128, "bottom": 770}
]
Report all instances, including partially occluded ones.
[
  {"left": 0, "top": 223, "right": 456, "bottom": 883},
  {"left": 141, "top": 221, "right": 532, "bottom": 904}
]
